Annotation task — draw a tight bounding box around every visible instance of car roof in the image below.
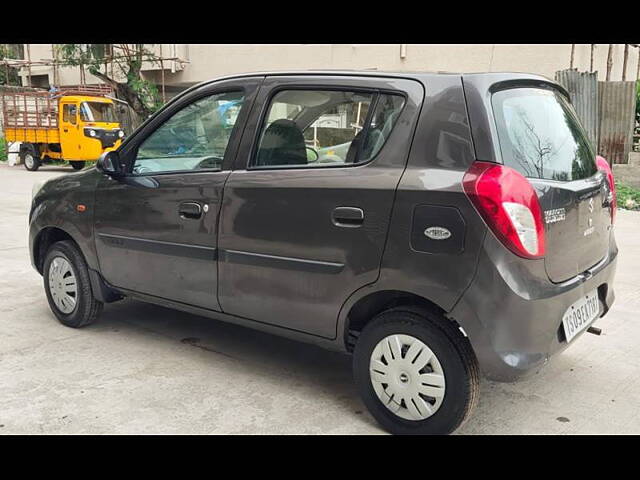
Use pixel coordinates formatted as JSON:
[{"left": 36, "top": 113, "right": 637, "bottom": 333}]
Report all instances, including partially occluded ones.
[
  {"left": 175, "top": 69, "right": 560, "bottom": 100},
  {"left": 196, "top": 69, "right": 553, "bottom": 81},
  {"left": 61, "top": 95, "right": 113, "bottom": 103}
]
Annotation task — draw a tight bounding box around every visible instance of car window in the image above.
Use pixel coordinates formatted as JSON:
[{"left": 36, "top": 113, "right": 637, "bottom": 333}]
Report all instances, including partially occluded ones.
[
  {"left": 63, "top": 104, "right": 77, "bottom": 125},
  {"left": 251, "top": 89, "right": 404, "bottom": 169},
  {"left": 492, "top": 87, "right": 597, "bottom": 181},
  {"left": 133, "top": 91, "right": 244, "bottom": 175},
  {"left": 361, "top": 94, "right": 406, "bottom": 163}
]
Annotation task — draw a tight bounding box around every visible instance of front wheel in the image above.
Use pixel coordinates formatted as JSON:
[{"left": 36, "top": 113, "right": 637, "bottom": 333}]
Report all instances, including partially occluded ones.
[
  {"left": 353, "top": 308, "right": 480, "bottom": 435},
  {"left": 70, "top": 161, "right": 85, "bottom": 170},
  {"left": 43, "top": 240, "right": 103, "bottom": 328},
  {"left": 21, "top": 150, "right": 40, "bottom": 171}
]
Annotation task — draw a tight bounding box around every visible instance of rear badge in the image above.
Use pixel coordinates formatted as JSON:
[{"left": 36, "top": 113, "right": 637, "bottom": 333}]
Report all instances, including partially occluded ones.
[
  {"left": 544, "top": 208, "right": 566, "bottom": 224},
  {"left": 584, "top": 218, "right": 595, "bottom": 236},
  {"left": 424, "top": 226, "right": 451, "bottom": 240}
]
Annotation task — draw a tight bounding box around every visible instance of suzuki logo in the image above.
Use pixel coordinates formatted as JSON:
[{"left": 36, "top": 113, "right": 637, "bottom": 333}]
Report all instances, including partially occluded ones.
[
  {"left": 588, "top": 198, "right": 594, "bottom": 213},
  {"left": 424, "top": 226, "right": 452, "bottom": 240}
]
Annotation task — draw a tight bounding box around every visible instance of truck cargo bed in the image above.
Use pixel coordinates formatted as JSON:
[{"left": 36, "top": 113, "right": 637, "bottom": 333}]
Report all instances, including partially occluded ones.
[{"left": 4, "top": 127, "right": 60, "bottom": 144}]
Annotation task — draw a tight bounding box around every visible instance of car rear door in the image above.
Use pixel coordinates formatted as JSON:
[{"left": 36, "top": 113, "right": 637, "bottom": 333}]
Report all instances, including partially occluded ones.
[
  {"left": 489, "top": 83, "right": 612, "bottom": 282},
  {"left": 93, "top": 76, "right": 262, "bottom": 310},
  {"left": 217, "top": 75, "right": 424, "bottom": 338}
]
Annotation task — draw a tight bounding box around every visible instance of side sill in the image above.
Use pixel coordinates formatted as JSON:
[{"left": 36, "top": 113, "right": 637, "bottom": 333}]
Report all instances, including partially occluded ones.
[{"left": 118, "top": 287, "right": 346, "bottom": 353}]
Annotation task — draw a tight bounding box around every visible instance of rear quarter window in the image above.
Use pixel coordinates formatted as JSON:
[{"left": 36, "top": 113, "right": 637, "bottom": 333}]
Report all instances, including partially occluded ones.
[{"left": 492, "top": 87, "right": 597, "bottom": 181}]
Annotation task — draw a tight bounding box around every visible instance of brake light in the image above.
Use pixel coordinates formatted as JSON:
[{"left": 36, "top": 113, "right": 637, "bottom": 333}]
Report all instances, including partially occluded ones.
[
  {"left": 596, "top": 155, "right": 616, "bottom": 224},
  {"left": 463, "top": 161, "right": 545, "bottom": 259}
]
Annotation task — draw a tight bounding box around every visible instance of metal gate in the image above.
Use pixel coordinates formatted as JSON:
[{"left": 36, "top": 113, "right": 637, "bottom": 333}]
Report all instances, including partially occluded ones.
[
  {"left": 555, "top": 69, "right": 599, "bottom": 149},
  {"left": 598, "top": 81, "right": 637, "bottom": 164},
  {"left": 555, "top": 69, "right": 638, "bottom": 164}
]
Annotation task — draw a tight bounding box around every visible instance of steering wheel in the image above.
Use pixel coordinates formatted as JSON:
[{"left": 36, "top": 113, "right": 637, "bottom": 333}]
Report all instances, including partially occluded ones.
[
  {"left": 134, "top": 165, "right": 152, "bottom": 174},
  {"left": 306, "top": 146, "right": 319, "bottom": 163},
  {"left": 196, "top": 155, "right": 223, "bottom": 170}
]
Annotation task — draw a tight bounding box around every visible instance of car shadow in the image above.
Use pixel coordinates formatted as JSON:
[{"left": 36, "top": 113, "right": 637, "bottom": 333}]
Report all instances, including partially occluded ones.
[
  {"left": 80, "top": 298, "right": 592, "bottom": 434},
  {"left": 88, "top": 298, "right": 377, "bottom": 429}
]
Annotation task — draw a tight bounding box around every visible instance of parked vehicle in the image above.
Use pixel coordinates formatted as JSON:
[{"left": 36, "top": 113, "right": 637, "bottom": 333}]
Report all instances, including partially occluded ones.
[
  {"left": 29, "top": 71, "right": 618, "bottom": 434},
  {"left": 2, "top": 86, "right": 124, "bottom": 171}
]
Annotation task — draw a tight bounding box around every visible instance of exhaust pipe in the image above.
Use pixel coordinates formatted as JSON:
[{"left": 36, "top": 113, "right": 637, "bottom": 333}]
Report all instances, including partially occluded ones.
[{"left": 587, "top": 326, "right": 602, "bottom": 335}]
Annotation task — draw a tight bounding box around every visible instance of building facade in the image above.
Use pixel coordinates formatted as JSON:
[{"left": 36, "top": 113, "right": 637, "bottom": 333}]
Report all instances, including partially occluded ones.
[{"left": 12, "top": 44, "right": 640, "bottom": 96}]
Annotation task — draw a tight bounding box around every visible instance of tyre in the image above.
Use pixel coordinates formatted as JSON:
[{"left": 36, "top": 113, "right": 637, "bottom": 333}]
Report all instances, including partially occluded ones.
[
  {"left": 20, "top": 147, "right": 40, "bottom": 171},
  {"left": 353, "top": 307, "right": 480, "bottom": 435},
  {"left": 43, "top": 240, "right": 103, "bottom": 328},
  {"left": 70, "top": 161, "right": 85, "bottom": 170}
]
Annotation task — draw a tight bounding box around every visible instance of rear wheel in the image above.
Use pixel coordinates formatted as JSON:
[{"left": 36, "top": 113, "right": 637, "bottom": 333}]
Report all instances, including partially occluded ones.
[
  {"left": 43, "top": 240, "right": 103, "bottom": 328},
  {"left": 353, "top": 307, "right": 480, "bottom": 435},
  {"left": 21, "top": 149, "right": 40, "bottom": 171},
  {"left": 70, "top": 161, "right": 85, "bottom": 170}
]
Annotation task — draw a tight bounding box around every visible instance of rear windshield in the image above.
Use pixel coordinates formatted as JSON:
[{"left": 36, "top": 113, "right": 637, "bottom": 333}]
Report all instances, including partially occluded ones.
[{"left": 492, "top": 87, "right": 597, "bottom": 181}]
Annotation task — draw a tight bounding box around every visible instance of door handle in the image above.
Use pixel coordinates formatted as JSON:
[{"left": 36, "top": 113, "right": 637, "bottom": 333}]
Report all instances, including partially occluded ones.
[
  {"left": 332, "top": 206, "right": 364, "bottom": 228},
  {"left": 179, "top": 202, "right": 202, "bottom": 219},
  {"left": 63, "top": 128, "right": 68, "bottom": 133}
]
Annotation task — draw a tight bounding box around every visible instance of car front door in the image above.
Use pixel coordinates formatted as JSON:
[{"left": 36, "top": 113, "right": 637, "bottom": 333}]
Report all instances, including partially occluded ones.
[
  {"left": 93, "top": 76, "right": 263, "bottom": 310},
  {"left": 60, "top": 101, "right": 80, "bottom": 159},
  {"left": 217, "top": 75, "right": 424, "bottom": 338}
]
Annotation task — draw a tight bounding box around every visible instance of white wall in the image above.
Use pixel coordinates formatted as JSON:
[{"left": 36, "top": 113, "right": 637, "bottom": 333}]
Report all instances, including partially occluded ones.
[{"left": 17, "top": 44, "right": 640, "bottom": 89}]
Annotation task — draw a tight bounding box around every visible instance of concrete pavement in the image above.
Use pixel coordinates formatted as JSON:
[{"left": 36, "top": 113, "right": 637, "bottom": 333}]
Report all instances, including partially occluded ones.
[{"left": 1, "top": 163, "right": 639, "bottom": 434}]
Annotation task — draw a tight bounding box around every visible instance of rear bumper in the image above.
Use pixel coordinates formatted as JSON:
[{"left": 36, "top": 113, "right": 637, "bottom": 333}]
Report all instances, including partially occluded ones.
[{"left": 449, "top": 230, "right": 618, "bottom": 382}]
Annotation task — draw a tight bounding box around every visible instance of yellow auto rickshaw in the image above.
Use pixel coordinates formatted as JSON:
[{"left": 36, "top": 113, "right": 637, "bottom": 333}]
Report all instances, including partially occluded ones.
[{"left": 2, "top": 86, "right": 124, "bottom": 171}]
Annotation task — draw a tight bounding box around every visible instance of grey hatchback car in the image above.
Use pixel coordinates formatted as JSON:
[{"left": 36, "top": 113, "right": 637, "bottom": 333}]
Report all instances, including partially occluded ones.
[{"left": 29, "top": 71, "right": 617, "bottom": 434}]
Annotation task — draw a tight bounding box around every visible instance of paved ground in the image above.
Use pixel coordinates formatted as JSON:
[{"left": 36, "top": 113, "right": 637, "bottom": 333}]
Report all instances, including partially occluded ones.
[{"left": 1, "top": 163, "right": 639, "bottom": 434}]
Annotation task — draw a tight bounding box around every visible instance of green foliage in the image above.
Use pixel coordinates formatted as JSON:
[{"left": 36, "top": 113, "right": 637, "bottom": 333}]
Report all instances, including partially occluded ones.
[
  {"left": 0, "top": 136, "right": 7, "bottom": 162},
  {"left": 636, "top": 81, "right": 640, "bottom": 123},
  {"left": 616, "top": 181, "right": 640, "bottom": 210},
  {"left": 56, "top": 44, "right": 163, "bottom": 117},
  {"left": 0, "top": 44, "right": 20, "bottom": 85},
  {"left": 128, "top": 76, "right": 163, "bottom": 114}
]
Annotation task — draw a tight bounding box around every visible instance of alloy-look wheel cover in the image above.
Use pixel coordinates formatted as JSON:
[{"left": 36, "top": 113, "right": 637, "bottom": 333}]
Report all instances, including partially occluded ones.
[
  {"left": 48, "top": 256, "right": 78, "bottom": 314},
  {"left": 369, "top": 334, "right": 446, "bottom": 421}
]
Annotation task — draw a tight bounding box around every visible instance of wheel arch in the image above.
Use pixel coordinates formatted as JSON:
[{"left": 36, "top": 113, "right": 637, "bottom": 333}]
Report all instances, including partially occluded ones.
[
  {"left": 20, "top": 142, "right": 41, "bottom": 157},
  {"left": 33, "top": 226, "right": 81, "bottom": 274},
  {"left": 342, "top": 289, "right": 464, "bottom": 352}
]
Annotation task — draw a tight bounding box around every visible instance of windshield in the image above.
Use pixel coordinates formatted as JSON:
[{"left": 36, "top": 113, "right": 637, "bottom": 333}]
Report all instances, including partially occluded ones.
[
  {"left": 80, "top": 101, "right": 117, "bottom": 123},
  {"left": 492, "top": 87, "right": 597, "bottom": 181}
]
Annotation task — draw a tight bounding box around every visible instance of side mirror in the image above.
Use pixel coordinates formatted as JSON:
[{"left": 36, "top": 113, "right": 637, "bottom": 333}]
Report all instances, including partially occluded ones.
[{"left": 96, "top": 151, "right": 123, "bottom": 177}]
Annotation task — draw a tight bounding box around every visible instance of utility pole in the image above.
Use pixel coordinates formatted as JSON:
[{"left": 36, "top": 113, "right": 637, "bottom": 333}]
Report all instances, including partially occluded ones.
[
  {"left": 590, "top": 44, "right": 595, "bottom": 72},
  {"left": 159, "top": 44, "right": 166, "bottom": 103},
  {"left": 606, "top": 44, "right": 614, "bottom": 81},
  {"left": 570, "top": 44, "right": 575, "bottom": 69},
  {"left": 623, "top": 44, "right": 629, "bottom": 81},
  {"left": 51, "top": 44, "right": 59, "bottom": 86},
  {"left": 26, "top": 43, "right": 32, "bottom": 87}
]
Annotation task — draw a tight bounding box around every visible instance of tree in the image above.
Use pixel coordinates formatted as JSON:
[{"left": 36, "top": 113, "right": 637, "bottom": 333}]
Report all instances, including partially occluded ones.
[
  {"left": 0, "top": 44, "right": 21, "bottom": 86},
  {"left": 55, "top": 44, "right": 163, "bottom": 118}
]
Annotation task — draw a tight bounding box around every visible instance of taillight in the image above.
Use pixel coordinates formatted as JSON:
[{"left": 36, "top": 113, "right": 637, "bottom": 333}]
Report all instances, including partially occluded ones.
[
  {"left": 463, "top": 161, "right": 545, "bottom": 259},
  {"left": 596, "top": 155, "right": 616, "bottom": 225}
]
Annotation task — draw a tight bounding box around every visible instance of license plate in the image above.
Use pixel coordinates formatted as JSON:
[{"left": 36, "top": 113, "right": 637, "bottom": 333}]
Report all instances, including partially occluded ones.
[{"left": 562, "top": 290, "right": 600, "bottom": 343}]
